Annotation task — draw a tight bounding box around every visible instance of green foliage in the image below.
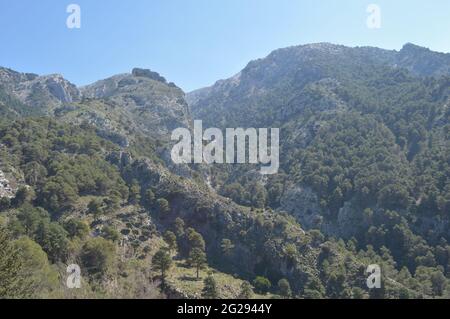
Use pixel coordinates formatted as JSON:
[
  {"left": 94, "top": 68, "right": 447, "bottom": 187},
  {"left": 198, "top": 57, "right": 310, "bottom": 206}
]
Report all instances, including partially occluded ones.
[
  {"left": 202, "top": 275, "right": 219, "bottom": 299},
  {"left": 173, "top": 217, "right": 185, "bottom": 238},
  {"left": 128, "top": 179, "right": 141, "bottom": 205},
  {"left": 64, "top": 218, "right": 90, "bottom": 239},
  {"left": 186, "top": 228, "right": 206, "bottom": 252},
  {"left": 34, "top": 220, "right": 69, "bottom": 263},
  {"left": 277, "top": 279, "right": 292, "bottom": 298},
  {"left": 11, "top": 186, "right": 34, "bottom": 207},
  {"left": 0, "top": 197, "right": 10, "bottom": 211},
  {"left": 156, "top": 198, "right": 170, "bottom": 215},
  {"left": 144, "top": 188, "right": 155, "bottom": 207},
  {"left": 239, "top": 281, "right": 254, "bottom": 299},
  {"left": 221, "top": 182, "right": 267, "bottom": 208},
  {"left": 0, "top": 118, "right": 126, "bottom": 215},
  {"left": 189, "top": 247, "right": 207, "bottom": 279},
  {"left": 88, "top": 198, "right": 104, "bottom": 217},
  {"left": 81, "top": 238, "right": 116, "bottom": 276},
  {"left": 163, "top": 231, "right": 178, "bottom": 254},
  {"left": 220, "top": 238, "right": 235, "bottom": 257},
  {"left": 13, "top": 236, "right": 58, "bottom": 296},
  {"left": 253, "top": 276, "right": 271, "bottom": 295},
  {"left": 101, "top": 226, "right": 121, "bottom": 243},
  {"left": 152, "top": 248, "right": 173, "bottom": 286},
  {"left": 0, "top": 228, "right": 31, "bottom": 298}
]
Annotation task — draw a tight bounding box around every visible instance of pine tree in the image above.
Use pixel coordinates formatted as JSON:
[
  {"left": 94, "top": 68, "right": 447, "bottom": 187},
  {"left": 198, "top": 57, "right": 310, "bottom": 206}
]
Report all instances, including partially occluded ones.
[
  {"left": 152, "top": 248, "right": 173, "bottom": 289},
  {"left": 163, "top": 231, "right": 178, "bottom": 254},
  {"left": 253, "top": 276, "right": 271, "bottom": 294},
  {"left": 173, "top": 217, "right": 185, "bottom": 237},
  {"left": 0, "top": 228, "right": 30, "bottom": 298},
  {"left": 277, "top": 278, "right": 292, "bottom": 298},
  {"left": 189, "top": 248, "right": 207, "bottom": 279},
  {"left": 239, "top": 281, "right": 254, "bottom": 299},
  {"left": 202, "top": 275, "right": 218, "bottom": 299},
  {"left": 220, "top": 238, "right": 235, "bottom": 257}
]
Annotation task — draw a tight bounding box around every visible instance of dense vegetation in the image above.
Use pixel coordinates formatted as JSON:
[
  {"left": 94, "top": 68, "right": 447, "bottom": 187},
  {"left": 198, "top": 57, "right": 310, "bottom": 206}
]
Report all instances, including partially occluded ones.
[
  {"left": 1, "top": 43, "right": 450, "bottom": 299},
  {"left": 189, "top": 43, "right": 450, "bottom": 298}
]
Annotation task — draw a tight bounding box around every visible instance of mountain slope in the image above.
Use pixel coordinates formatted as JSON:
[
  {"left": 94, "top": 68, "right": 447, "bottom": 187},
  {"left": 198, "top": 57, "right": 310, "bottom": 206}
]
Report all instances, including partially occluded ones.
[
  {"left": 187, "top": 43, "right": 450, "bottom": 293},
  {"left": 0, "top": 67, "right": 81, "bottom": 115},
  {"left": 1, "top": 43, "right": 450, "bottom": 299},
  {"left": 80, "top": 68, "right": 191, "bottom": 139},
  {"left": 188, "top": 43, "right": 450, "bottom": 128}
]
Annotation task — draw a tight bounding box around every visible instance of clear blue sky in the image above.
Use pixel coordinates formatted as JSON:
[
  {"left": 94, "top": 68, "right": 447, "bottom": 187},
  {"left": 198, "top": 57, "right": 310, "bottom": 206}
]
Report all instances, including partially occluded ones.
[{"left": 1, "top": 0, "right": 449, "bottom": 91}]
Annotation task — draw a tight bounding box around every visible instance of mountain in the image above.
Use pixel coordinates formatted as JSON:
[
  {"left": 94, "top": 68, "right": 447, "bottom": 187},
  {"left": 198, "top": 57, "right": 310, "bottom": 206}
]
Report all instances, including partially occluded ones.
[
  {"left": 0, "top": 67, "right": 81, "bottom": 116},
  {"left": 396, "top": 43, "right": 450, "bottom": 76},
  {"left": 187, "top": 42, "right": 450, "bottom": 295},
  {"left": 0, "top": 66, "right": 319, "bottom": 299},
  {"left": 80, "top": 68, "right": 191, "bottom": 137},
  {"left": 188, "top": 43, "right": 450, "bottom": 128},
  {"left": 1, "top": 43, "right": 450, "bottom": 299},
  {"left": 0, "top": 66, "right": 191, "bottom": 141}
]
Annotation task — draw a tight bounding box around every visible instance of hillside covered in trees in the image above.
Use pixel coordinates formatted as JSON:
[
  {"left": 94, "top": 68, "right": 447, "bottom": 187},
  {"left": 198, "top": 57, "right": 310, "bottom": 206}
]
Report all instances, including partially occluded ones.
[{"left": 1, "top": 43, "right": 450, "bottom": 299}]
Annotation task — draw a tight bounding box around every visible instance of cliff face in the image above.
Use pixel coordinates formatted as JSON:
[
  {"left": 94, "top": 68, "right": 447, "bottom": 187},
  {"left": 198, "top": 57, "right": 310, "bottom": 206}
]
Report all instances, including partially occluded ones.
[
  {"left": 0, "top": 169, "right": 14, "bottom": 199},
  {"left": 80, "top": 69, "right": 191, "bottom": 139},
  {"left": 0, "top": 67, "right": 81, "bottom": 115},
  {"left": 120, "top": 157, "right": 314, "bottom": 291}
]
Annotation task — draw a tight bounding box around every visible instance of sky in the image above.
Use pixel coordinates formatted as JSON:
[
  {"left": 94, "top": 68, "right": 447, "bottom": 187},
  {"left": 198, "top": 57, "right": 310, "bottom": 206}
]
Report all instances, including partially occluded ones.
[{"left": 0, "top": 0, "right": 449, "bottom": 92}]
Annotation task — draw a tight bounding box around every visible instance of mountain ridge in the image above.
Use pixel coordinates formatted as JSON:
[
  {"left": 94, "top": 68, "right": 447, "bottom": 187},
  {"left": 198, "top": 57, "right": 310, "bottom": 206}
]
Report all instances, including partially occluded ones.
[
  {"left": 188, "top": 42, "right": 450, "bottom": 100},
  {"left": 1, "top": 42, "right": 450, "bottom": 299}
]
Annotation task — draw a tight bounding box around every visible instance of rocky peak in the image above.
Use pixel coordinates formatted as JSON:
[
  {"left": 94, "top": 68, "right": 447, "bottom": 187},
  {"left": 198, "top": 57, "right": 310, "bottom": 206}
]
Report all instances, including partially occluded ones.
[
  {"left": 400, "top": 43, "right": 430, "bottom": 54},
  {"left": 0, "top": 67, "right": 38, "bottom": 88},
  {"left": 80, "top": 69, "right": 190, "bottom": 139},
  {"left": 0, "top": 67, "right": 81, "bottom": 114},
  {"left": 131, "top": 68, "right": 167, "bottom": 83},
  {"left": 23, "top": 74, "right": 81, "bottom": 103},
  {"left": 396, "top": 43, "right": 450, "bottom": 76}
]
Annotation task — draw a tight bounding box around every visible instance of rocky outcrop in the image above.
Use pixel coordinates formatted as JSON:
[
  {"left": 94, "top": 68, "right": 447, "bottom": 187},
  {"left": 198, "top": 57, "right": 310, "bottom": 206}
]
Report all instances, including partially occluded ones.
[
  {"left": 123, "top": 158, "right": 314, "bottom": 291},
  {"left": 280, "top": 185, "right": 325, "bottom": 229},
  {"left": 131, "top": 68, "right": 167, "bottom": 83},
  {"left": 0, "top": 67, "right": 81, "bottom": 114},
  {"left": 396, "top": 43, "right": 450, "bottom": 77},
  {"left": 80, "top": 69, "right": 191, "bottom": 140},
  {"left": 0, "top": 169, "right": 15, "bottom": 199}
]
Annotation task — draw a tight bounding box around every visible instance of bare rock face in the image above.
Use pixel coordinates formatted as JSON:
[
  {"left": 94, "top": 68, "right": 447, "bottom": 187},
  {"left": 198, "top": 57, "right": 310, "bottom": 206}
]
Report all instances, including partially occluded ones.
[
  {"left": 280, "top": 184, "right": 372, "bottom": 238},
  {"left": 80, "top": 69, "right": 191, "bottom": 140},
  {"left": 131, "top": 68, "right": 167, "bottom": 83},
  {"left": 396, "top": 43, "right": 450, "bottom": 77},
  {"left": 280, "top": 185, "right": 325, "bottom": 230},
  {"left": 0, "top": 169, "right": 15, "bottom": 199},
  {"left": 0, "top": 67, "right": 81, "bottom": 114},
  {"left": 20, "top": 74, "right": 81, "bottom": 106},
  {"left": 0, "top": 67, "right": 39, "bottom": 88}
]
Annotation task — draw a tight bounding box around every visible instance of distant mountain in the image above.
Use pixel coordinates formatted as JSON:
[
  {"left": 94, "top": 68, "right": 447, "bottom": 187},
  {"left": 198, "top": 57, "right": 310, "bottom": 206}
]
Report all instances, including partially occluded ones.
[
  {"left": 0, "top": 66, "right": 191, "bottom": 153},
  {"left": 188, "top": 42, "right": 450, "bottom": 253},
  {"left": 188, "top": 43, "right": 450, "bottom": 128},
  {"left": 80, "top": 68, "right": 191, "bottom": 138},
  {"left": 0, "top": 67, "right": 81, "bottom": 115},
  {"left": 396, "top": 43, "right": 450, "bottom": 76}
]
